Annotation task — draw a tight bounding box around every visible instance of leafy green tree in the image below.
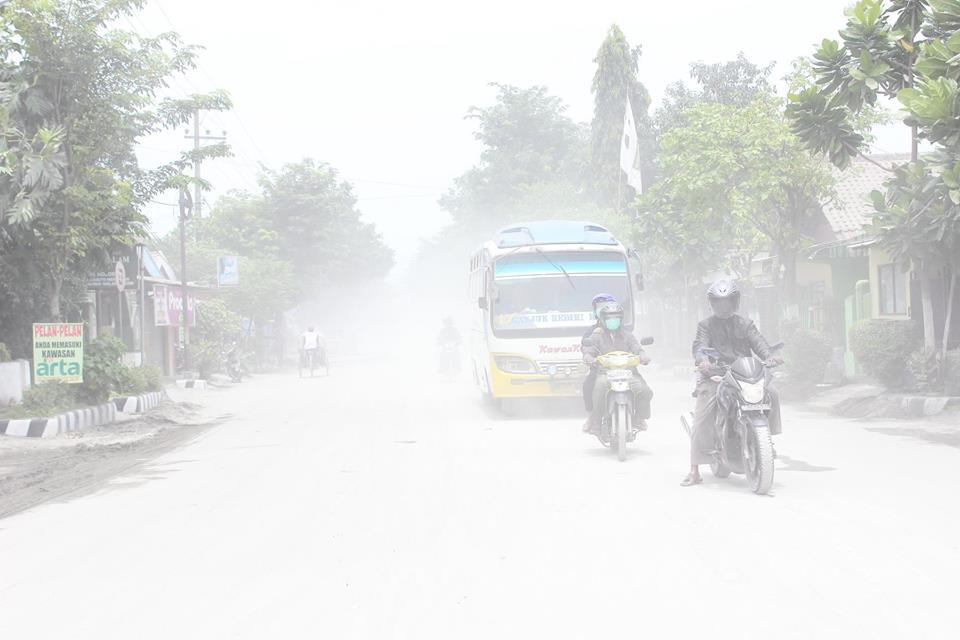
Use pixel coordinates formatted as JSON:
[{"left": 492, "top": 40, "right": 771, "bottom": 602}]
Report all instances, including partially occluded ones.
[
  {"left": 788, "top": 0, "right": 960, "bottom": 355},
  {"left": 0, "top": 0, "right": 230, "bottom": 352},
  {"left": 440, "top": 83, "right": 587, "bottom": 232},
  {"left": 655, "top": 53, "right": 776, "bottom": 135},
  {"left": 590, "top": 24, "right": 653, "bottom": 206},
  {"left": 260, "top": 159, "right": 394, "bottom": 290},
  {"left": 637, "top": 98, "right": 834, "bottom": 316}
]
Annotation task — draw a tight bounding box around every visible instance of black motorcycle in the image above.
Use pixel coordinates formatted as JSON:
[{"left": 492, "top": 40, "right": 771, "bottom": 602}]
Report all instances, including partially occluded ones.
[
  {"left": 224, "top": 341, "right": 244, "bottom": 383},
  {"left": 680, "top": 344, "right": 782, "bottom": 495}
]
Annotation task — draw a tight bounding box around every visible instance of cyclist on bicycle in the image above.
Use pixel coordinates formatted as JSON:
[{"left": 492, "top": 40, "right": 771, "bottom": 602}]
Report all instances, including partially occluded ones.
[{"left": 300, "top": 326, "right": 326, "bottom": 370}]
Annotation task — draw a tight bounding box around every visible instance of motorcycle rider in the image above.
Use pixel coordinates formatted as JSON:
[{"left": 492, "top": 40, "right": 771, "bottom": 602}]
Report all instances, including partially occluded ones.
[
  {"left": 581, "top": 301, "right": 653, "bottom": 434},
  {"left": 581, "top": 293, "right": 617, "bottom": 418},
  {"left": 437, "top": 316, "right": 462, "bottom": 347},
  {"left": 681, "top": 278, "right": 783, "bottom": 487},
  {"left": 437, "top": 316, "right": 462, "bottom": 376}
]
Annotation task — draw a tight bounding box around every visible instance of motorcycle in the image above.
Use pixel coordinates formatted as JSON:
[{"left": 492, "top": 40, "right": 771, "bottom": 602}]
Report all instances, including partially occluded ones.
[
  {"left": 224, "top": 341, "right": 244, "bottom": 383},
  {"left": 438, "top": 342, "right": 461, "bottom": 381},
  {"left": 680, "top": 344, "right": 783, "bottom": 495},
  {"left": 595, "top": 337, "right": 653, "bottom": 462}
]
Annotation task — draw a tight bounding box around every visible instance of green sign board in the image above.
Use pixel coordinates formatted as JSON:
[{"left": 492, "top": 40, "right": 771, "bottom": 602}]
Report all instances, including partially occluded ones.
[{"left": 32, "top": 323, "right": 84, "bottom": 384}]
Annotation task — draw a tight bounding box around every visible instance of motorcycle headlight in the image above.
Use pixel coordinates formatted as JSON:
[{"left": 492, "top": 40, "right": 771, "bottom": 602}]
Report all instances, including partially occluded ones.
[
  {"left": 494, "top": 356, "right": 537, "bottom": 374},
  {"left": 738, "top": 379, "right": 765, "bottom": 404}
]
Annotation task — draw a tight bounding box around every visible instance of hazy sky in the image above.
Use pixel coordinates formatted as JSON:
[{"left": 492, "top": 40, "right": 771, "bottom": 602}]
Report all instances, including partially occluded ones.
[{"left": 135, "top": 0, "right": 905, "bottom": 271}]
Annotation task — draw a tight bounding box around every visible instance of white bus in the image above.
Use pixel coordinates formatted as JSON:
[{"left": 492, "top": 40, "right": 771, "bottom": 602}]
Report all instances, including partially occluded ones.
[{"left": 468, "top": 220, "right": 642, "bottom": 401}]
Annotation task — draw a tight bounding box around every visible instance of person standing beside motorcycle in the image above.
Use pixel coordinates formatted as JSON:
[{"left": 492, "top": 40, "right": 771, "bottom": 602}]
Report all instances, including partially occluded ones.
[
  {"left": 581, "top": 301, "right": 653, "bottom": 434},
  {"left": 682, "top": 279, "right": 783, "bottom": 486},
  {"left": 581, "top": 293, "right": 616, "bottom": 418}
]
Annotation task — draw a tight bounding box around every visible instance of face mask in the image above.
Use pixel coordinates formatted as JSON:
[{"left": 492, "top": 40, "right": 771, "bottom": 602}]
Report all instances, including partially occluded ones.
[{"left": 604, "top": 317, "right": 621, "bottom": 331}]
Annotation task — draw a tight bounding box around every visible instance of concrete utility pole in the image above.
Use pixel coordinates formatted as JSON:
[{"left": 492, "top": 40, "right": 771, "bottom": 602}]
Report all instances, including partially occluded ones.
[
  {"left": 178, "top": 188, "right": 193, "bottom": 371},
  {"left": 185, "top": 109, "right": 227, "bottom": 218}
]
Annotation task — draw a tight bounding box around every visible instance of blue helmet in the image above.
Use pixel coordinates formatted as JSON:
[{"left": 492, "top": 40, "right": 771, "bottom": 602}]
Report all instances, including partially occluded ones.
[{"left": 592, "top": 293, "right": 616, "bottom": 308}]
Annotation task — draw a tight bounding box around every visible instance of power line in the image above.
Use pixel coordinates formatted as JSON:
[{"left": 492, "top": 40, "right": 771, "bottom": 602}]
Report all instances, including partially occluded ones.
[{"left": 152, "top": 0, "right": 275, "bottom": 168}]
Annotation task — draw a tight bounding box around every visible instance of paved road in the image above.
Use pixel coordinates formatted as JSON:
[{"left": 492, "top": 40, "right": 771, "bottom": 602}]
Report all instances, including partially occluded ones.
[{"left": 1, "top": 354, "right": 959, "bottom": 639}]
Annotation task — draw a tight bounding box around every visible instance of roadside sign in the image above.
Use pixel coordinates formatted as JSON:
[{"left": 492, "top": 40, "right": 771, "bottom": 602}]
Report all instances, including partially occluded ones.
[
  {"left": 88, "top": 247, "right": 137, "bottom": 290},
  {"left": 217, "top": 256, "right": 239, "bottom": 286},
  {"left": 32, "top": 323, "right": 84, "bottom": 384},
  {"left": 152, "top": 285, "right": 196, "bottom": 327},
  {"left": 115, "top": 260, "right": 126, "bottom": 292}
]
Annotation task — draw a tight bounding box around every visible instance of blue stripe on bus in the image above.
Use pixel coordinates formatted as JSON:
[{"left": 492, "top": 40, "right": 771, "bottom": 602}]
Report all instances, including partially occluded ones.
[{"left": 494, "top": 261, "right": 627, "bottom": 278}]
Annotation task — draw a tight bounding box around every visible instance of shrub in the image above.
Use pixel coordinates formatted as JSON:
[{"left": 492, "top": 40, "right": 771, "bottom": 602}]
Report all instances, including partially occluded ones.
[
  {"left": 77, "top": 335, "right": 125, "bottom": 404},
  {"left": 906, "top": 348, "right": 941, "bottom": 392},
  {"left": 0, "top": 342, "right": 10, "bottom": 362},
  {"left": 116, "top": 364, "right": 163, "bottom": 395},
  {"left": 782, "top": 322, "right": 833, "bottom": 384},
  {"left": 11, "top": 382, "right": 80, "bottom": 418},
  {"left": 849, "top": 319, "right": 919, "bottom": 387}
]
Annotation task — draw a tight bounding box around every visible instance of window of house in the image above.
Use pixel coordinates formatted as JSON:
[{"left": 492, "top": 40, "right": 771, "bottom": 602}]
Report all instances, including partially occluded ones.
[{"left": 878, "top": 263, "right": 908, "bottom": 315}]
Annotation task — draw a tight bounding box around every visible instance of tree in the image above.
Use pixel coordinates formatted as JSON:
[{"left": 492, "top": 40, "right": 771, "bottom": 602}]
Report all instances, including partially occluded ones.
[
  {"left": 636, "top": 97, "right": 834, "bottom": 318},
  {"left": 439, "top": 83, "right": 587, "bottom": 232},
  {"left": 787, "top": 0, "right": 959, "bottom": 355},
  {"left": 260, "top": 159, "right": 394, "bottom": 290},
  {"left": 590, "top": 24, "right": 653, "bottom": 206},
  {"left": 0, "top": 0, "right": 230, "bottom": 345},
  {"left": 655, "top": 53, "right": 776, "bottom": 135}
]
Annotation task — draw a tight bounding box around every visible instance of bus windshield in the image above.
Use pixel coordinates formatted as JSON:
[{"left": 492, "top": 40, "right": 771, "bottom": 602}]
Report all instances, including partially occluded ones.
[{"left": 491, "top": 252, "right": 631, "bottom": 337}]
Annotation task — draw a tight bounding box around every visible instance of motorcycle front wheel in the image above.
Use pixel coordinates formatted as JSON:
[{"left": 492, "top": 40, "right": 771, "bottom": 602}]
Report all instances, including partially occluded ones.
[
  {"left": 743, "top": 420, "right": 774, "bottom": 495},
  {"left": 616, "top": 404, "right": 628, "bottom": 462}
]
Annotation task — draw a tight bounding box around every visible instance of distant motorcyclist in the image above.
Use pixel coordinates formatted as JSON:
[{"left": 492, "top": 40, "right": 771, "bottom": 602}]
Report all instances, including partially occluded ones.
[
  {"left": 581, "top": 301, "right": 653, "bottom": 434},
  {"left": 581, "top": 293, "right": 616, "bottom": 415},
  {"left": 682, "top": 279, "right": 783, "bottom": 486},
  {"left": 437, "top": 316, "right": 462, "bottom": 348}
]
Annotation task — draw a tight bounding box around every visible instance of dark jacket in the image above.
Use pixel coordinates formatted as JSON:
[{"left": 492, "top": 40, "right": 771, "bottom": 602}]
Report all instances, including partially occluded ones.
[
  {"left": 583, "top": 326, "right": 644, "bottom": 366},
  {"left": 692, "top": 315, "right": 771, "bottom": 367}
]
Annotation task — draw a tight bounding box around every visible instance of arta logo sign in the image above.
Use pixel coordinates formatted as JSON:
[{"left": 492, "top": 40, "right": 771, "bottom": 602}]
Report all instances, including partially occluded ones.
[{"left": 539, "top": 344, "right": 581, "bottom": 355}]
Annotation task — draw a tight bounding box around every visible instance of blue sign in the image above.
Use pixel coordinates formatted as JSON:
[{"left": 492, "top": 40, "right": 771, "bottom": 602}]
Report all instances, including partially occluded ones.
[{"left": 217, "top": 256, "right": 239, "bottom": 286}]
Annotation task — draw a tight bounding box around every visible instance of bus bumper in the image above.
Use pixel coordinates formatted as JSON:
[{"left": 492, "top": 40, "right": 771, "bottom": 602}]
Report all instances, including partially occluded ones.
[{"left": 489, "top": 366, "right": 584, "bottom": 398}]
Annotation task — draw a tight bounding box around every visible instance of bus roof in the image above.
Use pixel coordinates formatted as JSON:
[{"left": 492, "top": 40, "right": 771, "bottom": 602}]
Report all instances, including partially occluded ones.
[{"left": 493, "top": 221, "right": 619, "bottom": 249}]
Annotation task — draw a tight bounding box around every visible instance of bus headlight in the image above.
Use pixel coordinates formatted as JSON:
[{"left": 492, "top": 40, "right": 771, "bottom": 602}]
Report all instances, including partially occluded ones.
[{"left": 494, "top": 356, "right": 537, "bottom": 374}]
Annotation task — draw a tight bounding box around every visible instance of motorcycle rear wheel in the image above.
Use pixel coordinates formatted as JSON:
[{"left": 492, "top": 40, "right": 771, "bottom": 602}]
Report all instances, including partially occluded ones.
[
  {"left": 710, "top": 459, "right": 731, "bottom": 478},
  {"left": 616, "top": 404, "right": 628, "bottom": 462}
]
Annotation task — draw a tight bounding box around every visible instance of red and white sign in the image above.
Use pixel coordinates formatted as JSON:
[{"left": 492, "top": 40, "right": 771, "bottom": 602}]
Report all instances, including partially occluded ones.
[{"left": 153, "top": 284, "right": 196, "bottom": 327}]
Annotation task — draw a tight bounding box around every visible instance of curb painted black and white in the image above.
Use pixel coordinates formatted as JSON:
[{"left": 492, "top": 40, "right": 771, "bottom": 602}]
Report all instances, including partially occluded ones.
[
  {"left": 0, "top": 402, "right": 116, "bottom": 438},
  {"left": 113, "top": 390, "right": 165, "bottom": 414},
  {"left": 175, "top": 379, "right": 207, "bottom": 390}
]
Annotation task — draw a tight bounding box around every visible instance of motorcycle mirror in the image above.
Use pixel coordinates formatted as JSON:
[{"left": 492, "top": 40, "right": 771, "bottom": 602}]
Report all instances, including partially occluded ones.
[
  {"left": 640, "top": 336, "right": 654, "bottom": 346},
  {"left": 477, "top": 296, "right": 488, "bottom": 310}
]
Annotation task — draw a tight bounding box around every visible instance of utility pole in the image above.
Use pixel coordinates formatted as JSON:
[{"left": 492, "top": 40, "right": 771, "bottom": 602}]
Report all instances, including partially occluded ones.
[
  {"left": 178, "top": 187, "right": 193, "bottom": 372},
  {"left": 184, "top": 109, "right": 227, "bottom": 218}
]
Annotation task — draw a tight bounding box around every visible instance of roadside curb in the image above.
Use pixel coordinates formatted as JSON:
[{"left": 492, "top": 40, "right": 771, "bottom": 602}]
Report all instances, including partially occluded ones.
[
  {"left": 896, "top": 394, "right": 960, "bottom": 417},
  {"left": 176, "top": 379, "right": 208, "bottom": 390},
  {"left": 0, "top": 390, "right": 166, "bottom": 439},
  {"left": 113, "top": 390, "right": 165, "bottom": 414}
]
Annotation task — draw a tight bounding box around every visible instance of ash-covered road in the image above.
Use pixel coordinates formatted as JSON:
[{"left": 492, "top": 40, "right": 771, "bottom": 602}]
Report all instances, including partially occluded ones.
[{"left": 1, "top": 351, "right": 959, "bottom": 639}]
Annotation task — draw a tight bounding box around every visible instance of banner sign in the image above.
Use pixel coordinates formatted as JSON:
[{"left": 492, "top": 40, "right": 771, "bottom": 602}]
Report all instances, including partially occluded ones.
[
  {"left": 153, "top": 284, "right": 196, "bottom": 327},
  {"left": 32, "top": 323, "right": 84, "bottom": 384},
  {"left": 217, "top": 256, "right": 239, "bottom": 286}
]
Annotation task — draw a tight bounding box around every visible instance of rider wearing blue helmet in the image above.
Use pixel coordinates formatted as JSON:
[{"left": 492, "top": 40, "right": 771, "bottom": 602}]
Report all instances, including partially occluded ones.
[{"left": 581, "top": 293, "right": 618, "bottom": 428}]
